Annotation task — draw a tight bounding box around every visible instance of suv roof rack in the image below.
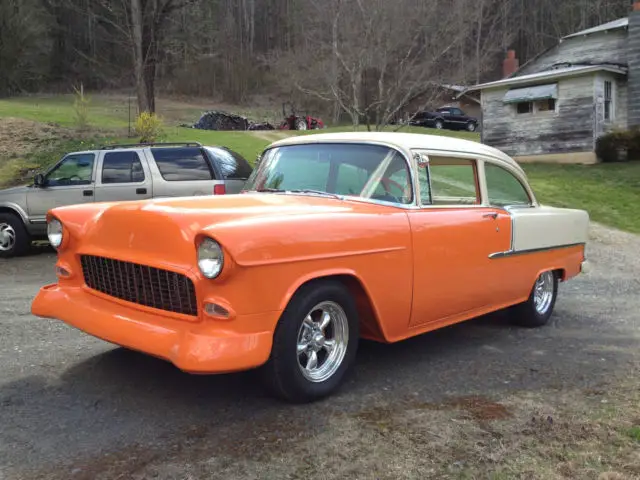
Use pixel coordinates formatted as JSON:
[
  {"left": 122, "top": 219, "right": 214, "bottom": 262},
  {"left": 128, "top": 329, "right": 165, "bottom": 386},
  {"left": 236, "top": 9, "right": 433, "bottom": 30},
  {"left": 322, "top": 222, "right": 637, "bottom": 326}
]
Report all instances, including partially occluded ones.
[{"left": 99, "top": 142, "right": 203, "bottom": 150}]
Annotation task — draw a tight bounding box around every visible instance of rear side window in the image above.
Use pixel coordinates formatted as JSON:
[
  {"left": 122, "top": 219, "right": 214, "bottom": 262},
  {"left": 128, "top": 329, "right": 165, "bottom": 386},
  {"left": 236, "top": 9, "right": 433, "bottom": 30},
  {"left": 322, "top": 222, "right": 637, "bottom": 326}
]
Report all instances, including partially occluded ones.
[
  {"left": 101, "top": 151, "right": 145, "bottom": 184},
  {"left": 205, "top": 147, "right": 253, "bottom": 180},
  {"left": 485, "top": 163, "right": 531, "bottom": 207},
  {"left": 151, "top": 147, "right": 214, "bottom": 181}
]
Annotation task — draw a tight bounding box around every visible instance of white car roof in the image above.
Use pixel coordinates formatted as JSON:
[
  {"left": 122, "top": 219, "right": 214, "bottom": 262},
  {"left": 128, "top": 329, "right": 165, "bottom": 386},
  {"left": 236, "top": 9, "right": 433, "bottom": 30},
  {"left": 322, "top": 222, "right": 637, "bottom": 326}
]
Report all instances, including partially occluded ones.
[{"left": 267, "top": 132, "right": 523, "bottom": 173}]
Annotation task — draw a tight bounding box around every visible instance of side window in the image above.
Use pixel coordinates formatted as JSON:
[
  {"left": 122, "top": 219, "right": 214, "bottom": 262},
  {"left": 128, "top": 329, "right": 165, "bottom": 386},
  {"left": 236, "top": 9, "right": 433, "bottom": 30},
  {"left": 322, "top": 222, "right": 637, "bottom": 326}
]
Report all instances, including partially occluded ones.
[
  {"left": 46, "top": 154, "right": 95, "bottom": 186},
  {"left": 335, "top": 163, "right": 368, "bottom": 196},
  {"left": 151, "top": 147, "right": 214, "bottom": 181},
  {"left": 422, "top": 157, "right": 479, "bottom": 205},
  {"left": 206, "top": 147, "right": 253, "bottom": 180},
  {"left": 101, "top": 151, "right": 145, "bottom": 184},
  {"left": 485, "top": 163, "right": 531, "bottom": 207}
]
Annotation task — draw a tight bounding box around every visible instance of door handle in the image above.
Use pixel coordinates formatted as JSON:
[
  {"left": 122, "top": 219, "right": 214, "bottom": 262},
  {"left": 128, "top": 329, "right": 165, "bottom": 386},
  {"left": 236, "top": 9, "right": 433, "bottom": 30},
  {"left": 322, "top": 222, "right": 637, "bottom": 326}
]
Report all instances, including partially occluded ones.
[
  {"left": 83, "top": 190, "right": 93, "bottom": 197},
  {"left": 136, "top": 188, "right": 147, "bottom": 195},
  {"left": 483, "top": 212, "right": 498, "bottom": 219}
]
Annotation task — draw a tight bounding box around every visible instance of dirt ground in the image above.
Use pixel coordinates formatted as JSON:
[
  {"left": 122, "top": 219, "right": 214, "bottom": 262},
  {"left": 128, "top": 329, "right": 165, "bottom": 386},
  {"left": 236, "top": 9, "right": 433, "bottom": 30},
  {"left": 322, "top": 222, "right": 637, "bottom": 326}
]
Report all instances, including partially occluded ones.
[
  {"left": 0, "top": 223, "right": 639, "bottom": 479},
  {"left": 0, "top": 118, "right": 72, "bottom": 161}
]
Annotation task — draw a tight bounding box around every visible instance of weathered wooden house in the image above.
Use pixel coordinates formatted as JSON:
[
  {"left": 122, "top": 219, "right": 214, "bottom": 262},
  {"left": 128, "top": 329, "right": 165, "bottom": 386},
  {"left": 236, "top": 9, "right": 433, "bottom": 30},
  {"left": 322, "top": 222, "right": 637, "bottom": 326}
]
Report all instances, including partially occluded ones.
[{"left": 465, "top": 1, "right": 640, "bottom": 164}]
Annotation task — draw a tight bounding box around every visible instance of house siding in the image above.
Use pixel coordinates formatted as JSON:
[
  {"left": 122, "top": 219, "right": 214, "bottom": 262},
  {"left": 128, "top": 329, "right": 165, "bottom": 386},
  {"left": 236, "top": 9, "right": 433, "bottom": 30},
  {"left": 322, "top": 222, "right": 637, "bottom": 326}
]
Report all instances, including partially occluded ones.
[
  {"left": 517, "top": 30, "right": 628, "bottom": 76},
  {"left": 481, "top": 74, "right": 595, "bottom": 157},
  {"left": 628, "top": 9, "right": 640, "bottom": 128}
]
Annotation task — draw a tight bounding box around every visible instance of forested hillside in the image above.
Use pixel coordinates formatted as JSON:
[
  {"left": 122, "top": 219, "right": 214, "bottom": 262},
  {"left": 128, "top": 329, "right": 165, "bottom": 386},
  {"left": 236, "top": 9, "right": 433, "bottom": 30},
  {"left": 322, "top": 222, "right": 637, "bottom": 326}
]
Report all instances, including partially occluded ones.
[{"left": 0, "top": 0, "right": 632, "bottom": 122}]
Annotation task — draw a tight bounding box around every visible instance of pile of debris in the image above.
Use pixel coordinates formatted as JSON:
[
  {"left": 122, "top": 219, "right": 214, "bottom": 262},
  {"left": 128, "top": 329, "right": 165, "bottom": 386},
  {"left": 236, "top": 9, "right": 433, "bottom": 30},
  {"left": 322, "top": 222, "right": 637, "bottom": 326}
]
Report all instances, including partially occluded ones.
[{"left": 188, "top": 111, "right": 275, "bottom": 131}]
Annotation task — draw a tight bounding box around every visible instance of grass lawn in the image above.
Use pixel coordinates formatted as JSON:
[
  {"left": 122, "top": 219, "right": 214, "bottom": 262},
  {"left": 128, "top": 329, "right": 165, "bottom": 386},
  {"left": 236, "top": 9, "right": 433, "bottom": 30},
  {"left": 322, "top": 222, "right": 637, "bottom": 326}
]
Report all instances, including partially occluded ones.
[
  {"left": 1, "top": 92, "right": 639, "bottom": 234},
  {"left": 523, "top": 162, "right": 640, "bottom": 234}
]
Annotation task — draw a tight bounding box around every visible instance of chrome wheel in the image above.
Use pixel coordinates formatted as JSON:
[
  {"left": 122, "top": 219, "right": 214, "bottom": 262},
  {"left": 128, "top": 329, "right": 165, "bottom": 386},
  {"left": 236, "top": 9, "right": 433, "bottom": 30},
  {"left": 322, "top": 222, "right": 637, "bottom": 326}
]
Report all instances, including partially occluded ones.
[
  {"left": 296, "top": 301, "right": 349, "bottom": 383},
  {"left": 0, "top": 223, "right": 16, "bottom": 252},
  {"left": 533, "top": 271, "right": 555, "bottom": 315},
  {"left": 467, "top": 122, "right": 476, "bottom": 132}
]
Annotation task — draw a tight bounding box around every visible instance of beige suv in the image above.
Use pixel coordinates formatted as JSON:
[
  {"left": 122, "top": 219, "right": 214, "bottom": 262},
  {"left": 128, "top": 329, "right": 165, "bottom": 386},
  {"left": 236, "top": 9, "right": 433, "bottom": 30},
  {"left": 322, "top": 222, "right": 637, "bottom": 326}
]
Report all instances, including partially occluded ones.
[{"left": 0, "top": 142, "right": 252, "bottom": 258}]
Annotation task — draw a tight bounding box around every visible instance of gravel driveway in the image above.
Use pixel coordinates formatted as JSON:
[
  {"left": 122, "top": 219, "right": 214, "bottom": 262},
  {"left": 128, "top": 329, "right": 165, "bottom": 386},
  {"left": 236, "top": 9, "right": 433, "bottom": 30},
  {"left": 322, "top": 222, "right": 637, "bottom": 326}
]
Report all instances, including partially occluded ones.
[{"left": 1, "top": 224, "right": 639, "bottom": 479}]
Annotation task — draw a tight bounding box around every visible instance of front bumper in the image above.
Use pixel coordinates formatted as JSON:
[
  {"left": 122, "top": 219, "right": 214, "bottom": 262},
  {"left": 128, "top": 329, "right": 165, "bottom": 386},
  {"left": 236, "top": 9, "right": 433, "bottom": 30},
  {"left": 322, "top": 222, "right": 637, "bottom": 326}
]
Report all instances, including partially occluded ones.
[
  {"left": 580, "top": 259, "right": 592, "bottom": 274},
  {"left": 31, "top": 284, "right": 280, "bottom": 374}
]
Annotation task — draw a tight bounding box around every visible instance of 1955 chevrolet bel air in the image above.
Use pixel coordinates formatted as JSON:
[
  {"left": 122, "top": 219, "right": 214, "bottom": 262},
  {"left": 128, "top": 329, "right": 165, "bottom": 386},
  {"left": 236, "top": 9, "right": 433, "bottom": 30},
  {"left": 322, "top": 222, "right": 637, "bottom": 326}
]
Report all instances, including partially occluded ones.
[{"left": 31, "top": 132, "right": 590, "bottom": 403}]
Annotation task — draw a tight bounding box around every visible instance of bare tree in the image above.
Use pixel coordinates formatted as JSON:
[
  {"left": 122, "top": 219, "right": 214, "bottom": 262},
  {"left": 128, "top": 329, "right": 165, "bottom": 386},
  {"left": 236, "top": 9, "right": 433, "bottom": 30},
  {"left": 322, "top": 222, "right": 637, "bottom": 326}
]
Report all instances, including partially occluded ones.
[{"left": 278, "top": 0, "right": 476, "bottom": 130}]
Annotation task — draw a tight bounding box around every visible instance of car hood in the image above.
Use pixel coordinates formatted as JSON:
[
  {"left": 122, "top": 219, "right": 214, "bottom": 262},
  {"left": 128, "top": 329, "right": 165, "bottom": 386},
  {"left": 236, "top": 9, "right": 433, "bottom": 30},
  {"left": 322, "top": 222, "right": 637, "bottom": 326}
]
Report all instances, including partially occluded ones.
[{"left": 53, "top": 193, "right": 410, "bottom": 269}]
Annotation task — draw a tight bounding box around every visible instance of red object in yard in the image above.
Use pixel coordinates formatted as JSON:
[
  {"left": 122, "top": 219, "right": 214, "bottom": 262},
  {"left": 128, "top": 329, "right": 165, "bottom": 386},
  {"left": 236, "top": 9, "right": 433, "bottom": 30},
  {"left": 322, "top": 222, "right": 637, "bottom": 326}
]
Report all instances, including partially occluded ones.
[
  {"left": 213, "top": 184, "right": 226, "bottom": 195},
  {"left": 278, "top": 102, "right": 325, "bottom": 131}
]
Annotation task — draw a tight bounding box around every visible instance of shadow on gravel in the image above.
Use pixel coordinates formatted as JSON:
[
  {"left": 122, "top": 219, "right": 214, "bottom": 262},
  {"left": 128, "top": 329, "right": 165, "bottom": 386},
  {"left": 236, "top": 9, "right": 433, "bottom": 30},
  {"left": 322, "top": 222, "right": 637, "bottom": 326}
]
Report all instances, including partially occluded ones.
[{"left": 1, "top": 303, "right": 637, "bottom": 479}]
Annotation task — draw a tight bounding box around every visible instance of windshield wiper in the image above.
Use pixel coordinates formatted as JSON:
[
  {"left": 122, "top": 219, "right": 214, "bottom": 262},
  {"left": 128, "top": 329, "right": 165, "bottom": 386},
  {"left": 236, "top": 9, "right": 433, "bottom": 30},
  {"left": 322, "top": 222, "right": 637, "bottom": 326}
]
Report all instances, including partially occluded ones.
[
  {"left": 254, "top": 187, "right": 286, "bottom": 192},
  {"left": 288, "top": 189, "right": 343, "bottom": 199}
]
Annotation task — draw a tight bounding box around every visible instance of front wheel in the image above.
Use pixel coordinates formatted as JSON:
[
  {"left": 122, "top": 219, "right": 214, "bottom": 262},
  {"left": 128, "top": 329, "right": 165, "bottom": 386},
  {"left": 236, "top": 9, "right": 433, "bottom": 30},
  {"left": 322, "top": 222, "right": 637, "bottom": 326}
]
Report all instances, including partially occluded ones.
[
  {"left": 466, "top": 122, "right": 477, "bottom": 132},
  {"left": 510, "top": 271, "right": 558, "bottom": 328},
  {"left": 0, "top": 213, "right": 31, "bottom": 258},
  {"left": 434, "top": 119, "right": 444, "bottom": 129},
  {"left": 261, "top": 280, "right": 359, "bottom": 403}
]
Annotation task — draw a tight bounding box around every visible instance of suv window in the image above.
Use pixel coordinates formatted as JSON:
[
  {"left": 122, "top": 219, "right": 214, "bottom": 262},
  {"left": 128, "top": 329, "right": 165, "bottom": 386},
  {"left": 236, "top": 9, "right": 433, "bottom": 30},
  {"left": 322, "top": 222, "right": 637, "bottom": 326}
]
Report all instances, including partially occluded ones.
[
  {"left": 451, "top": 108, "right": 464, "bottom": 115},
  {"left": 485, "top": 163, "right": 531, "bottom": 207},
  {"left": 101, "top": 151, "right": 145, "bottom": 184},
  {"left": 46, "top": 153, "right": 95, "bottom": 186},
  {"left": 151, "top": 147, "right": 214, "bottom": 181},
  {"left": 205, "top": 147, "right": 252, "bottom": 180}
]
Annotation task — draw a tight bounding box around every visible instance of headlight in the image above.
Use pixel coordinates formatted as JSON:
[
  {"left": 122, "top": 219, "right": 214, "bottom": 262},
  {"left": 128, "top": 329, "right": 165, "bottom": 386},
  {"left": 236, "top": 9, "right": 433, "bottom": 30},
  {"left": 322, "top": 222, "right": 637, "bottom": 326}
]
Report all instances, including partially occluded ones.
[
  {"left": 47, "top": 218, "right": 63, "bottom": 249},
  {"left": 197, "top": 238, "right": 224, "bottom": 278}
]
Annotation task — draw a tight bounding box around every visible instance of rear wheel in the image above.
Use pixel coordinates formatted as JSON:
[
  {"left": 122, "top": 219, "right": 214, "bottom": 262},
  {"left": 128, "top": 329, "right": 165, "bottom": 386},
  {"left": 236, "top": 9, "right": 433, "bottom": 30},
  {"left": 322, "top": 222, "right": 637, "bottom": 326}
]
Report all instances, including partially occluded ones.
[
  {"left": 510, "top": 271, "right": 558, "bottom": 328},
  {"left": 0, "top": 213, "right": 31, "bottom": 258},
  {"left": 434, "top": 119, "right": 444, "bottom": 129},
  {"left": 261, "top": 280, "right": 359, "bottom": 403},
  {"left": 295, "top": 118, "right": 308, "bottom": 130}
]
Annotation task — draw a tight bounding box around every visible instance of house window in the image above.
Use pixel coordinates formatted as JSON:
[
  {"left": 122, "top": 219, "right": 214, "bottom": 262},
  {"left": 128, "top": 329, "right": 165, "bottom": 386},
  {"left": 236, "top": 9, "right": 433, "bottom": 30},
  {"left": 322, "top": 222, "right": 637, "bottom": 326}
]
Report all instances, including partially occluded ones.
[
  {"left": 536, "top": 99, "right": 556, "bottom": 112},
  {"left": 516, "top": 102, "right": 533, "bottom": 114},
  {"left": 604, "top": 80, "right": 613, "bottom": 121}
]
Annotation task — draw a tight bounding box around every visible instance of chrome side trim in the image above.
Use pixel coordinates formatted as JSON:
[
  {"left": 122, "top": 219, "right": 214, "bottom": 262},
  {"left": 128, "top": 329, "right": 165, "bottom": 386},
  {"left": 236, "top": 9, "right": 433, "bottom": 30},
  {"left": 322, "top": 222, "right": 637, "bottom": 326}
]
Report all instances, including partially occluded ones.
[{"left": 489, "top": 242, "right": 585, "bottom": 259}]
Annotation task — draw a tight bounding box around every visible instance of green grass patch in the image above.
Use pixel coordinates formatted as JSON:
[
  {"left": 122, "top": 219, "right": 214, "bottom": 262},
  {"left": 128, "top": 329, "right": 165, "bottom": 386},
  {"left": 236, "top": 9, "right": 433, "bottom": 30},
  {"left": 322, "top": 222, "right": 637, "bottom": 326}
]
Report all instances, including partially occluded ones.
[
  {"left": 0, "top": 95, "right": 131, "bottom": 130},
  {"left": 522, "top": 162, "right": 640, "bottom": 233},
  {"left": 627, "top": 426, "right": 640, "bottom": 441}
]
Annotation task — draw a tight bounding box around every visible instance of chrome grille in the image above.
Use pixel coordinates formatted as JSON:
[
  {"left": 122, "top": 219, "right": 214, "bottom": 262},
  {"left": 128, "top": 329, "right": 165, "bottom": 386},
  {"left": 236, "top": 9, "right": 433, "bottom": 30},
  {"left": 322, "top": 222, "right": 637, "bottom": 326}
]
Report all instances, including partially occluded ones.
[{"left": 80, "top": 255, "right": 197, "bottom": 316}]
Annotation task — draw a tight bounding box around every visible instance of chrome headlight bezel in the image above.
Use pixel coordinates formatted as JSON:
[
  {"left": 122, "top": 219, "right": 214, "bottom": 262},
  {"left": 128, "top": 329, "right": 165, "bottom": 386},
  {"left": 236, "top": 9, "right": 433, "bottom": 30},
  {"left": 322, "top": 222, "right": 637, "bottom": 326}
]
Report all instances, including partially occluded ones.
[
  {"left": 197, "top": 237, "right": 224, "bottom": 279},
  {"left": 47, "top": 218, "right": 64, "bottom": 249}
]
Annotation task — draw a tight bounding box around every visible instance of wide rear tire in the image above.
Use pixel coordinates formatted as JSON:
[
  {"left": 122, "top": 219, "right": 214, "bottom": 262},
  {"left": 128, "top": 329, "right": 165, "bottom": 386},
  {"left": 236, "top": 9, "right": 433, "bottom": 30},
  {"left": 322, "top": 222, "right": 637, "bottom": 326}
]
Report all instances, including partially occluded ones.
[
  {"left": 261, "top": 280, "right": 359, "bottom": 403},
  {"left": 510, "top": 271, "right": 558, "bottom": 328}
]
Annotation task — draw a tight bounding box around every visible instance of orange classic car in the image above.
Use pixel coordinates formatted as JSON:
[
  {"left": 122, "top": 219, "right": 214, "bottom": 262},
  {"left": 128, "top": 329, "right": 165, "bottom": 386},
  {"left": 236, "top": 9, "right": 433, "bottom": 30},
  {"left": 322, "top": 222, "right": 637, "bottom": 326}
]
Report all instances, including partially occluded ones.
[{"left": 31, "top": 132, "right": 590, "bottom": 403}]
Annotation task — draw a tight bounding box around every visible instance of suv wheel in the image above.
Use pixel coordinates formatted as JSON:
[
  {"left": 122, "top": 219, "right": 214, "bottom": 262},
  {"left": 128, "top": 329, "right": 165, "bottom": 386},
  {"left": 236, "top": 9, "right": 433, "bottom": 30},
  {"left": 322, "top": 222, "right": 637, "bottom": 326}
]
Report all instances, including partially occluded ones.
[
  {"left": 0, "top": 213, "right": 31, "bottom": 258},
  {"left": 434, "top": 119, "right": 444, "bottom": 129},
  {"left": 466, "top": 122, "right": 477, "bottom": 132}
]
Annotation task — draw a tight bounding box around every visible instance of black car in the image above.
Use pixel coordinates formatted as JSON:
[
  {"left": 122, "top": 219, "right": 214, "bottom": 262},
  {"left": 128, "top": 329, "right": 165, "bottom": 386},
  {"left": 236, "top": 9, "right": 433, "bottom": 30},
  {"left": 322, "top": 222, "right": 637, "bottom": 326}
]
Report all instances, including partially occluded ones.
[{"left": 409, "top": 107, "right": 478, "bottom": 132}]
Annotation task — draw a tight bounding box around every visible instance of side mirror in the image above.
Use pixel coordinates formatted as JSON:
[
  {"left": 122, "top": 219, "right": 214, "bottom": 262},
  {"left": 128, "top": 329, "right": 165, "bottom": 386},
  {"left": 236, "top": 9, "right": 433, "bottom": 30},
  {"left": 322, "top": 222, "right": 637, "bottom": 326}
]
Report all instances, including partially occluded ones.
[{"left": 34, "top": 174, "right": 46, "bottom": 187}]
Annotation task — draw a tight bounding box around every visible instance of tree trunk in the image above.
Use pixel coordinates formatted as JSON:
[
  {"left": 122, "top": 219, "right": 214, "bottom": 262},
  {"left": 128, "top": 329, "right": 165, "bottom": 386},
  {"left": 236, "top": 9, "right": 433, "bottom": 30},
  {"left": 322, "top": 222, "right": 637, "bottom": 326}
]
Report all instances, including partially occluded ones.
[{"left": 130, "top": 0, "right": 151, "bottom": 114}]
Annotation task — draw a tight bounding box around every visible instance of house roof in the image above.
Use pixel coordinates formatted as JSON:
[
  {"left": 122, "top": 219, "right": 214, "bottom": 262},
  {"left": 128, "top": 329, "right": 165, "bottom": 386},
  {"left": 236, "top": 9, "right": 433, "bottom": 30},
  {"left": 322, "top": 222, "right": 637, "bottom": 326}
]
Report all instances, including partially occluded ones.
[
  {"left": 267, "top": 132, "right": 523, "bottom": 173},
  {"left": 562, "top": 17, "right": 628, "bottom": 39},
  {"left": 466, "top": 64, "right": 628, "bottom": 92}
]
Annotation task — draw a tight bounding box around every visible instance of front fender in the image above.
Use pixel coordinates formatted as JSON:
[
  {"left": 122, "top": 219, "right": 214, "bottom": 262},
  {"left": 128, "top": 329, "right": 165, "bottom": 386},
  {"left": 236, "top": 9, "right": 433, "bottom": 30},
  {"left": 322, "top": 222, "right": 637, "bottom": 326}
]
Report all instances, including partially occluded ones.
[{"left": 0, "top": 202, "right": 29, "bottom": 223}]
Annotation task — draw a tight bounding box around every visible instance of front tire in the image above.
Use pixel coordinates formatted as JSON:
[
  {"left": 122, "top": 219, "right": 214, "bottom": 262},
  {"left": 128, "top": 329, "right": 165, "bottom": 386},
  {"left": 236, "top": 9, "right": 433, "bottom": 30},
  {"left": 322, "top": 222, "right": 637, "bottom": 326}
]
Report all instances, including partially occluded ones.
[
  {"left": 261, "top": 280, "right": 359, "bottom": 403},
  {"left": 466, "top": 122, "right": 477, "bottom": 132},
  {"left": 434, "top": 119, "right": 444, "bottom": 129},
  {"left": 0, "top": 213, "right": 31, "bottom": 258},
  {"left": 510, "top": 271, "right": 558, "bottom": 328}
]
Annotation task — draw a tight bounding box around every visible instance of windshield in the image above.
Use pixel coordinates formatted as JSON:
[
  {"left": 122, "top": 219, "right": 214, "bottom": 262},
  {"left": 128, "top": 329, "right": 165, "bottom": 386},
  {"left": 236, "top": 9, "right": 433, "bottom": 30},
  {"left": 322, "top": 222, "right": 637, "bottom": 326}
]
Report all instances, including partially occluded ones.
[{"left": 244, "top": 143, "right": 413, "bottom": 205}]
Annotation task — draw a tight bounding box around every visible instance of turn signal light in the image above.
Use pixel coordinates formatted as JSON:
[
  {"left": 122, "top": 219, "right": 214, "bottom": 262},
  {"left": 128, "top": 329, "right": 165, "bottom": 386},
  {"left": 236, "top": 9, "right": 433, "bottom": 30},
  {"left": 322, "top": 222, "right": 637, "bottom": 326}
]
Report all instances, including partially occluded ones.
[{"left": 204, "top": 302, "right": 230, "bottom": 318}]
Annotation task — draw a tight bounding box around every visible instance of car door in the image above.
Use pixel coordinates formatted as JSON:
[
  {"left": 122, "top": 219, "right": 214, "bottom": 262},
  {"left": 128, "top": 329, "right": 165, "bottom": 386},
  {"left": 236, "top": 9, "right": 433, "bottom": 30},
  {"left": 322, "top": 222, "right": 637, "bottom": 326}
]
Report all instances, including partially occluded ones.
[
  {"left": 94, "top": 150, "right": 153, "bottom": 202},
  {"left": 26, "top": 152, "right": 97, "bottom": 224},
  {"left": 407, "top": 154, "right": 512, "bottom": 327},
  {"left": 437, "top": 108, "right": 455, "bottom": 127}
]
